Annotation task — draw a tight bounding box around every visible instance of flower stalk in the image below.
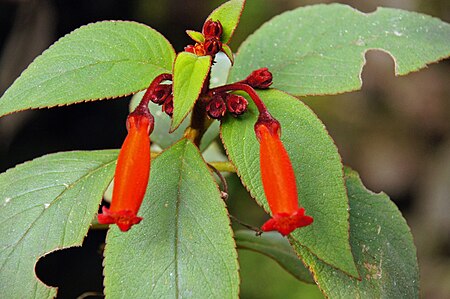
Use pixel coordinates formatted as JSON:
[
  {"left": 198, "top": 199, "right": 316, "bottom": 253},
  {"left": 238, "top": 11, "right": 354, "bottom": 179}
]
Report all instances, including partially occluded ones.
[{"left": 209, "top": 82, "right": 267, "bottom": 114}]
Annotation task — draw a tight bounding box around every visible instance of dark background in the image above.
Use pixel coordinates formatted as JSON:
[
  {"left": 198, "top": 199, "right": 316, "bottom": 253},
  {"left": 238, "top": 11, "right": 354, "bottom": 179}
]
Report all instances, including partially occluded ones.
[{"left": 0, "top": 0, "right": 449, "bottom": 298}]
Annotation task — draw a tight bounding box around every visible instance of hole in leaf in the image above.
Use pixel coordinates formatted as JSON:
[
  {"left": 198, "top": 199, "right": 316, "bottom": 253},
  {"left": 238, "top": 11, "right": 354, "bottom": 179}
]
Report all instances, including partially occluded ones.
[{"left": 35, "top": 230, "right": 106, "bottom": 298}]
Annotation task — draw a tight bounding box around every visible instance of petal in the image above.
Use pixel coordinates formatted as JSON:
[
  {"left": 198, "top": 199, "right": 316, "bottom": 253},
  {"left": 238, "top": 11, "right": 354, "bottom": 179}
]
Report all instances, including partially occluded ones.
[
  {"left": 261, "top": 208, "right": 313, "bottom": 236},
  {"left": 98, "top": 206, "right": 143, "bottom": 232}
]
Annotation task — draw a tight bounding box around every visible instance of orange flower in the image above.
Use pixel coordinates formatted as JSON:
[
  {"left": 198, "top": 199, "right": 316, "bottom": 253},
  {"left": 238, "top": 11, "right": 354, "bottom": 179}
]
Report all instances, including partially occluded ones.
[
  {"left": 255, "top": 119, "right": 313, "bottom": 236},
  {"left": 98, "top": 107, "right": 153, "bottom": 232}
]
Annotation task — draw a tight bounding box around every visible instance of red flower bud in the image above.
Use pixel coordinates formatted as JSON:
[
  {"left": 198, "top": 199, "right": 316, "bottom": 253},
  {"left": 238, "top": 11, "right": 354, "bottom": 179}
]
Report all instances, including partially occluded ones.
[
  {"left": 194, "top": 43, "right": 206, "bottom": 56},
  {"left": 162, "top": 95, "right": 174, "bottom": 116},
  {"left": 245, "top": 68, "right": 273, "bottom": 89},
  {"left": 255, "top": 118, "right": 313, "bottom": 236},
  {"left": 226, "top": 94, "right": 248, "bottom": 116},
  {"left": 206, "top": 95, "right": 227, "bottom": 119},
  {"left": 184, "top": 45, "right": 195, "bottom": 54},
  {"left": 184, "top": 43, "right": 206, "bottom": 56},
  {"left": 204, "top": 38, "right": 222, "bottom": 56},
  {"left": 150, "top": 84, "right": 172, "bottom": 105},
  {"left": 202, "top": 19, "right": 223, "bottom": 39},
  {"left": 98, "top": 107, "right": 153, "bottom": 232}
]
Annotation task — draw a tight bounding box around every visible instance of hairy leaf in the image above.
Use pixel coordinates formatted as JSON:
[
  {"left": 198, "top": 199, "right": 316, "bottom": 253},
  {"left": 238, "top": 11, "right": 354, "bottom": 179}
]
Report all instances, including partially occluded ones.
[
  {"left": 207, "top": 0, "right": 246, "bottom": 44},
  {"left": 103, "top": 139, "right": 239, "bottom": 298},
  {"left": 292, "top": 168, "right": 419, "bottom": 298},
  {"left": 0, "top": 151, "right": 117, "bottom": 298},
  {"left": 0, "top": 21, "right": 175, "bottom": 117},
  {"left": 172, "top": 52, "right": 211, "bottom": 131},
  {"left": 186, "top": 30, "right": 205, "bottom": 43},
  {"left": 230, "top": 4, "right": 450, "bottom": 96}
]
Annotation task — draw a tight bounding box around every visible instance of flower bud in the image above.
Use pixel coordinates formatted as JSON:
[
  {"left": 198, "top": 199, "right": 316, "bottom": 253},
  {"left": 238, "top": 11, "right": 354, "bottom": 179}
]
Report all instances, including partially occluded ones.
[
  {"left": 195, "top": 43, "right": 207, "bottom": 56},
  {"left": 226, "top": 94, "right": 248, "bottom": 116},
  {"left": 255, "top": 117, "right": 313, "bottom": 236},
  {"left": 98, "top": 107, "right": 153, "bottom": 232},
  {"left": 245, "top": 68, "right": 273, "bottom": 89},
  {"left": 185, "top": 43, "right": 206, "bottom": 56},
  {"left": 150, "top": 84, "right": 172, "bottom": 105},
  {"left": 202, "top": 19, "right": 223, "bottom": 39},
  {"left": 162, "top": 95, "right": 174, "bottom": 116},
  {"left": 204, "top": 38, "right": 222, "bottom": 56},
  {"left": 184, "top": 45, "right": 195, "bottom": 53},
  {"left": 206, "top": 95, "right": 227, "bottom": 119}
]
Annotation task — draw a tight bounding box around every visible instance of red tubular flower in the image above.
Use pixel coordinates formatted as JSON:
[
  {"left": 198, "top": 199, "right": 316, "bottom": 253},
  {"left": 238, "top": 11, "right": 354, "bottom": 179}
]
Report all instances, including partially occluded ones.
[
  {"left": 98, "top": 106, "right": 153, "bottom": 232},
  {"left": 255, "top": 114, "right": 313, "bottom": 236}
]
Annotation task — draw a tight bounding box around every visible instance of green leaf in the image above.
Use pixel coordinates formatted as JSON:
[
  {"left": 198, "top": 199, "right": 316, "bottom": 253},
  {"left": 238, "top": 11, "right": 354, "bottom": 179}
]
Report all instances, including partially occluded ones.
[
  {"left": 221, "top": 44, "right": 235, "bottom": 65},
  {"left": 186, "top": 30, "right": 205, "bottom": 43},
  {"left": 103, "top": 139, "right": 239, "bottom": 298},
  {"left": 221, "top": 89, "right": 358, "bottom": 277},
  {"left": 235, "top": 230, "right": 314, "bottom": 284},
  {"left": 130, "top": 91, "right": 219, "bottom": 151},
  {"left": 172, "top": 52, "right": 212, "bottom": 131},
  {"left": 0, "top": 150, "right": 117, "bottom": 299},
  {"left": 0, "top": 21, "right": 175, "bottom": 117},
  {"left": 207, "top": 0, "right": 246, "bottom": 44},
  {"left": 292, "top": 168, "right": 419, "bottom": 298},
  {"left": 230, "top": 4, "right": 450, "bottom": 96}
]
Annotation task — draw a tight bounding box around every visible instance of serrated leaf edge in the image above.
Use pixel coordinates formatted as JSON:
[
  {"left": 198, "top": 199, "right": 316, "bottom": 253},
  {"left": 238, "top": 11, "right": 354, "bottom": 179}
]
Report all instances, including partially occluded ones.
[
  {"left": 0, "top": 150, "right": 117, "bottom": 298},
  {"left": 231, "top": 3, "right": 450, "bottom": 96},
  {"left": 170, "top": 54, "right": 212, "bottom": 132},
  {"left": 0, "top": 20, "right": 176, "bottom": 118},
  {"left": 207, "top": 0, "right": 246, "bottom": 44}
]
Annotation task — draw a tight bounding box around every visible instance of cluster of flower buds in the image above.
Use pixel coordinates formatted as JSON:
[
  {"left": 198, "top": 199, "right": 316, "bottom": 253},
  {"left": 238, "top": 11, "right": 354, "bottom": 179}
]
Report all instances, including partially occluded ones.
[
  {"left": 149, "top": 83, "right": 174, "bottom": 117},
  {"left": 185, "top": 20, "right": 223, "bottom": 56},
  {"left": 205, "top": 93, "right": 248, "bottom": 119}
]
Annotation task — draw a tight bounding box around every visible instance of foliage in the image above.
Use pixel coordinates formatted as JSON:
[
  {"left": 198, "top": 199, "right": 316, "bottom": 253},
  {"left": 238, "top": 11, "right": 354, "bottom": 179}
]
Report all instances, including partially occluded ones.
[{"left": 1, "top": 1, "right": 449, "bottom": 298}]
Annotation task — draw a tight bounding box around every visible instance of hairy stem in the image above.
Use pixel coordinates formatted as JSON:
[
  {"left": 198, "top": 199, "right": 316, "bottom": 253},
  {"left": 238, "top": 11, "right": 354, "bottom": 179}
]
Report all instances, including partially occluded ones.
[
  {"left": 230, "top": 215, "right": 263, "bottom": 236},
  {"left": 140, "top": 73, "right": 173, "bottom": 106},
  {"left": 186, "top": 60, "right": 214, "bottom": 146},
  {"left": 185, "top": 98, "right": 208, "bottom": 146},
  {"left": 208, "top": 163, "right": 229, "bottom": 200},
  {"left": 208, "top": 161, "right": 236, "bottom": 172}
]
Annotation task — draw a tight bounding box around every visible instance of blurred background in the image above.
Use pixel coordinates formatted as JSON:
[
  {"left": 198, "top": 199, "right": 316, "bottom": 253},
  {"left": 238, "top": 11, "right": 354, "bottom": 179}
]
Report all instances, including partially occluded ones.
[{"left": 0, "top": 0, "right": 449, "bottom": 298}]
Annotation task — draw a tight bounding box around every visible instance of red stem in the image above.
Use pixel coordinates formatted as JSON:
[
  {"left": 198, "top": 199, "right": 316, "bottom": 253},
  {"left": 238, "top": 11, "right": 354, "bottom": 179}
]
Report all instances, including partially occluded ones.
[
  {"left": 209, "top": 83, "right": 267, "bottom": 114},
  {"left": 140, "top": 73, "right": 173, "bottom": 106}
]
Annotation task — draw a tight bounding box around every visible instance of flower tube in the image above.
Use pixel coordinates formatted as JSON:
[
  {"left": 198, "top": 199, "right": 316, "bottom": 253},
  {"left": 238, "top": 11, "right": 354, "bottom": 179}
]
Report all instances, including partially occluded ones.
[
  {"left": 98, "top": 106, "right": 153, "bottom": 232},
  {"left": 255, "top": 114, "right": 313, "bottom": 236}
]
